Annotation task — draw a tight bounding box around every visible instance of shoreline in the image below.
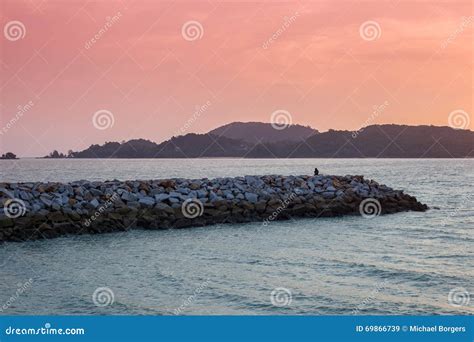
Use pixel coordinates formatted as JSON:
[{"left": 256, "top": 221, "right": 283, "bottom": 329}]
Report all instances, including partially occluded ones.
[
  {"left": 1, "top": 157, "right": 473, "bottom": 160},
  {"left": 0, "top": 174, "right": 428, "bottom": 242}
]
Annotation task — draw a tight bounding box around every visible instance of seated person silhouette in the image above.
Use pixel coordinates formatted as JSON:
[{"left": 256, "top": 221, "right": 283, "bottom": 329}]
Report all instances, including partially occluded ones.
[{"left": 314, "top": 168, "right": 319, "bottom": 176}]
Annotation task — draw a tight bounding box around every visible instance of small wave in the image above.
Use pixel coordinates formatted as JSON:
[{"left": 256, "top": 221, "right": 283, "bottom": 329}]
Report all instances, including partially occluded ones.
[
  {"left": 317, "top": 257, "right": 467, "bottom": 286},
  {"left": 426, "top": 254, "right": 473, "bottom": 259}
]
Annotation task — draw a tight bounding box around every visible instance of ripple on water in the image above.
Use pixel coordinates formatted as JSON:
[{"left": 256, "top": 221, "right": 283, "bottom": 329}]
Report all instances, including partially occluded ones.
[{"left": 0, "top": 159, "right": 472, "bottom": 315}]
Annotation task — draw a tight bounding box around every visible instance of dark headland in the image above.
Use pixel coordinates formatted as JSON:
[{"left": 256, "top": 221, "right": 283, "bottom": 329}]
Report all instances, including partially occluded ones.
[{"left": 37, "top": 122, "right": 474, "bottom": 159}]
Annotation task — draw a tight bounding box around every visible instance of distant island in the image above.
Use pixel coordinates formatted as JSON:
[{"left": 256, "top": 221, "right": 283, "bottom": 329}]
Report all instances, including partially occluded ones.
[
  {"left": 39, "top": 122, "right": 473, "bottom": 159},
  {"left": 0, "top": 152, "right": 18, "bottom": 160}
]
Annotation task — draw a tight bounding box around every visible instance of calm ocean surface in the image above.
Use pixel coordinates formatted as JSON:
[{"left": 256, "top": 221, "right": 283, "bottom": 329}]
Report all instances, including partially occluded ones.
[{"left": 0, "top": 159, "right": 472, "bottom": 315}]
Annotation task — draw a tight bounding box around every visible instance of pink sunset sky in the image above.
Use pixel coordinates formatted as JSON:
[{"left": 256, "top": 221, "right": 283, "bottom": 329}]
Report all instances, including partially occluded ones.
[{"left": 0, "top": 0, "right": 472, "bottom": 157}]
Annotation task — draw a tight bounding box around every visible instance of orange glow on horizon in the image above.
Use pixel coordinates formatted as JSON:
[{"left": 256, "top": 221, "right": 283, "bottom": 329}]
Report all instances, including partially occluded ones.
[{"left": 0, "top": 0, "right": 472, "bottom": 156}]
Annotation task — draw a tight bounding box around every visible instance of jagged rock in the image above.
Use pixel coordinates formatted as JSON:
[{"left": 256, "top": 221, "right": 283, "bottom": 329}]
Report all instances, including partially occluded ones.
[
  {"left": 89, "top": 199, "right": 100, "bottom": 208},
  {"left": 160, "top": 180, "right": 175, "bottom": 188},
  {"left": 322, "top": 191, "right": 336, "bottom": 199},
  {"left": 121, "top": 192, "right": 138, "bottom": 202},
  {"left": 39, "top": 195, "right": 53, "bottom": 206},
  {"left": 139, "top": 197, "right": 155, "bottom": 207},
  {"left": 155, "top": 202, "right": 174, "bottom": 214},
  {"left": 245, "top": 192, "right": 258, "bottom": 203},
  {"left": 155, "top": 193, "right": 169, "bottom": 202},
  {"left": 89, "top": 188, "right": 102, "bottom": 197},
  {"left": 189, "top": 183, "right": 201, "bottom": 190}
]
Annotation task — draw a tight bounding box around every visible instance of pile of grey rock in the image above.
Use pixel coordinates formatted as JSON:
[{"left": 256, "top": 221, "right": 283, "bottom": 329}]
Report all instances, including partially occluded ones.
[{"left": 0, "top": 175, "right": 428, "bottom": 242}]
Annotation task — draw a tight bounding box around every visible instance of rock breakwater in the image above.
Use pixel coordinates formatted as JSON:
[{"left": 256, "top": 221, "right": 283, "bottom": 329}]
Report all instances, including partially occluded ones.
[{"left": 0, "top": 175, "right": 428, "bottom": 242}]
